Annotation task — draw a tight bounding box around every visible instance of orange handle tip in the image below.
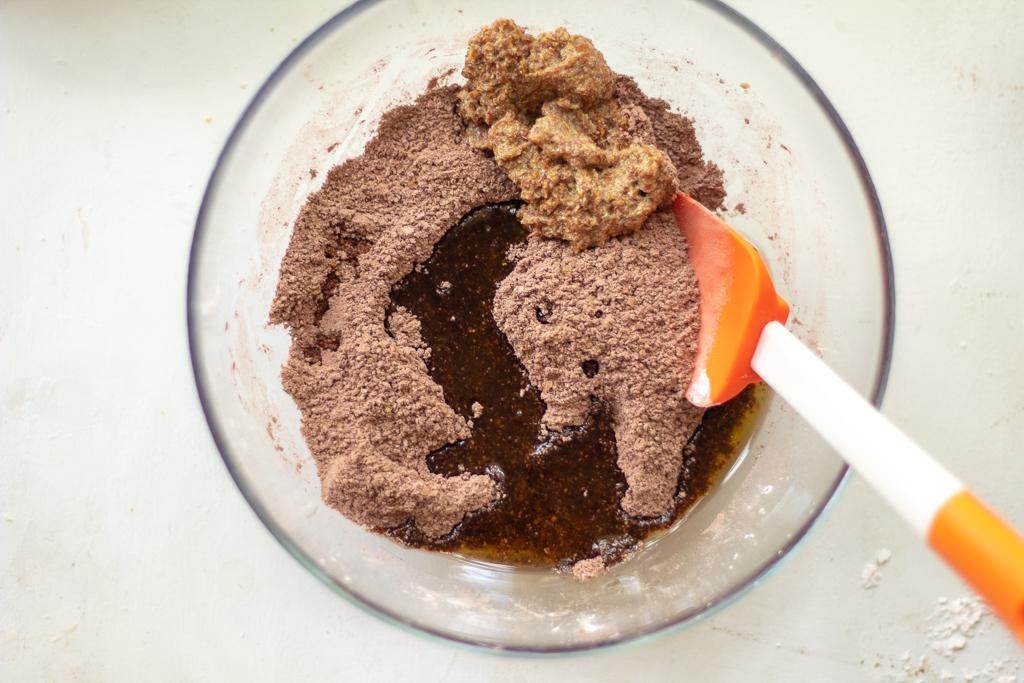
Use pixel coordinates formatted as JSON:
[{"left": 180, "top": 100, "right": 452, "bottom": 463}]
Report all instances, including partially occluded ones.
[{"left": 929, "top": 490, "right": 1024, "bottom": 648}]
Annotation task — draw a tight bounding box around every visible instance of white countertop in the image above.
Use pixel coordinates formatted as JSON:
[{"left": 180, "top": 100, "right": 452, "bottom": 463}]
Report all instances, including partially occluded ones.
[{"left": 2, "top": 1, "right": 1023, "bottom": 680}]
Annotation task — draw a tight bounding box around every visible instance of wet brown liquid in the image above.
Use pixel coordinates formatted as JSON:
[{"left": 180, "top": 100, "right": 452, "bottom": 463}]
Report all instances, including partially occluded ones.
[{"left": 387, "top": 204, "right": 764, "bottom": 567}]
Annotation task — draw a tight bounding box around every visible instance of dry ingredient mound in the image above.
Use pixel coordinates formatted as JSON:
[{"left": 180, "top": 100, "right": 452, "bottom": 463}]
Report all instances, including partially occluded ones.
[
  {"left": 459, "top": 20, "right": 677, "bottom": 251},
  {"left": 494, "top": 209, "right": 703, "bottom": 517},
  {"left": 269, "top": 85, "right": 518, "bottom": 538},
  {"left": 270, "top": 28, "right": 727, "bottom": 547}
]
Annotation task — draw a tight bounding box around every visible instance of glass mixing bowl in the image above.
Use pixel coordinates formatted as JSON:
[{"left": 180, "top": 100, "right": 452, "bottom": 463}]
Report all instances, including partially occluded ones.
[{"left": 188, "top": 0, "right": 893, "bottom": 653}]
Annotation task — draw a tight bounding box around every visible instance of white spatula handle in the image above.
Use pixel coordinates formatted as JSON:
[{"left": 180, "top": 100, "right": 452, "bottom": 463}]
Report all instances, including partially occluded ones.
[{"left": 750, "top": 321, "right": 964, "bottom": 538}]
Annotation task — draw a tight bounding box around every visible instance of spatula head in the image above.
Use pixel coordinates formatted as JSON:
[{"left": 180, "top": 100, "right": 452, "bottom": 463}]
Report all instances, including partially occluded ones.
[{"left": 673, "top": 194, "right": 790, "bottom": 407}]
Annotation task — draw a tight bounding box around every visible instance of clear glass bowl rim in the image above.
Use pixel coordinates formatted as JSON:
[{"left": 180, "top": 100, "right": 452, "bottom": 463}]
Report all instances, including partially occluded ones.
[{"left": 187, "top": 0, "right": 895, "bottom": 654}]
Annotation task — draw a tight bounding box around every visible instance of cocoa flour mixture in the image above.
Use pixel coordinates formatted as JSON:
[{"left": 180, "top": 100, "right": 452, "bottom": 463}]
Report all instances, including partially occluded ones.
[{"left": 270, "top": 21, "right": 728, "bottom": 574}]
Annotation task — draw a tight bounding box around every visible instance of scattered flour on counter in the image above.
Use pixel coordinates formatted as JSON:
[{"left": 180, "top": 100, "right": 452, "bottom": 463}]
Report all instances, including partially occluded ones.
[
  {"left": 861, "top": 548, "right": 892, "bottom": 589},
  {"left": 955, "top": 659, "right": 1019, "bottom": 683},
  {"left": 950, "top": 663, "right": 1015, "bottom": 683},
  {"left": 928, "top": 596, "right": 987, "bottom": 660},
  {"left": 893, "top": 650, "right": 929, "bottom": 680},
  {"left": 862, "top": 594, "right": 1023, "bottom": 682}
]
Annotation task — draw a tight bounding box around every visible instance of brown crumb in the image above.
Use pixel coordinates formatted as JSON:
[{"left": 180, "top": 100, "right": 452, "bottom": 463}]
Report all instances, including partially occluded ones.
[{"left": 572, "top": 556, "right": 608, "bottom": 581}]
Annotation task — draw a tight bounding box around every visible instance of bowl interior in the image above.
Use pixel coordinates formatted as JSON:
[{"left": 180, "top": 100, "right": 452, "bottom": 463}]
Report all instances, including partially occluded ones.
[{"left": 189, "top": 0, "right": 891, "bottom": 652}]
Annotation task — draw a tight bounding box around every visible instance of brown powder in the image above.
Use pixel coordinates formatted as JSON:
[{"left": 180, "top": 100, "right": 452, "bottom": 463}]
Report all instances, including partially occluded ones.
[
  {"left": 571, "top": 556, "right": 608, "bottom": 581},
  {"left": 270, "top": 57, "right": 726, "bottom": 549},
  {"left": 494, "top": 209, "right": 704, "bottom": 517},
  {"left": 269, "top": 84, "right": 518, "bottom": 538}
]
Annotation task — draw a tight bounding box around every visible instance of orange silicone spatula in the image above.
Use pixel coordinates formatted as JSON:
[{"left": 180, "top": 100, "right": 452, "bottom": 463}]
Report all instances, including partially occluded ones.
[{"left": 673, "top": 193, "right": 1024, "bottom": 648}]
